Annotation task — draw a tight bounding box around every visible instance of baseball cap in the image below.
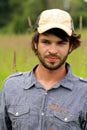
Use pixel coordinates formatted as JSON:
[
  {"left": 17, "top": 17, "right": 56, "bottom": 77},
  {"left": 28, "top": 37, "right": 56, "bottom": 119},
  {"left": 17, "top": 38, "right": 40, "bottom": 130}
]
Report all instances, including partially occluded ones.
[{"left": 35, "top": 9, "right": 74, "bottom": 36}]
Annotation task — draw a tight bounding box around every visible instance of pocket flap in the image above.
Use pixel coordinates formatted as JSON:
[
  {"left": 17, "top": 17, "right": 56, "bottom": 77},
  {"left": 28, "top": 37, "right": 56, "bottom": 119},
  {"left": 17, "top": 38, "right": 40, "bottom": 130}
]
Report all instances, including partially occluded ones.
[
  {"left": 8, "top": 105, "right": 30, "bottom": 116},
  {"left": 54, "top": 111, "right": 78, "bottom": 122}
]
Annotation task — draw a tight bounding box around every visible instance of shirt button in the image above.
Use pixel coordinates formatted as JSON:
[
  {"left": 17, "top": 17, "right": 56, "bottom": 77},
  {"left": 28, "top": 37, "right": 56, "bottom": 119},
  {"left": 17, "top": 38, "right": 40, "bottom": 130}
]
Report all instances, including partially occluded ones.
[
  {"left": 15, "top": 112, "right": 19, "bottom": 116},
  {"left": 64, "top": 117, "right": 68, "bottom": 121},
  {"left": 41, "top": 112, "right": 44, "bottom": 116},
  {"left": 44, "top": 92, "right": 47, "bottom": 95}
]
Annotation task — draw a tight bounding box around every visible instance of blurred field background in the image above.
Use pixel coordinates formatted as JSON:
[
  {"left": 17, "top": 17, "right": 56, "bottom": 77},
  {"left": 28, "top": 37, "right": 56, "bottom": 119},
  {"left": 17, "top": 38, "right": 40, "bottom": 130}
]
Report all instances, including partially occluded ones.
[
  {"left": 0, "top": 34, "right": 38, "bottom": 87},
  {"left": 0, "top": 28, "right": 87, "bottom": 88},
  {"left": 0, "top": 0, "right": 87, "bottom": 88}
]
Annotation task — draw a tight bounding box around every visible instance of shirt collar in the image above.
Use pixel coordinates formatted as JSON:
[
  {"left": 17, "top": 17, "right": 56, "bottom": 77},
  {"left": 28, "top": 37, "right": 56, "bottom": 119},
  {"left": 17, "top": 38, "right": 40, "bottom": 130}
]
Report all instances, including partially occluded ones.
[
  {"left": 23, "top": 63, "right": 78, "bottom": 90},
  {"left": 58, "top": 63, "right": 76, "bottom": 90},
  {"left": 23, "top": 65, "right": 38, "bottom": 89}
]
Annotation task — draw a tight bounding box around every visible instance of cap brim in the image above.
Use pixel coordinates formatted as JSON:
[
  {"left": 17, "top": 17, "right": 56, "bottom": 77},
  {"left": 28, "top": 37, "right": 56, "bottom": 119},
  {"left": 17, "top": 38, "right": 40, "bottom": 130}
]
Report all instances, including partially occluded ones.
[{"left": 37, "top": 23, "right": 72, "bottom": 36}]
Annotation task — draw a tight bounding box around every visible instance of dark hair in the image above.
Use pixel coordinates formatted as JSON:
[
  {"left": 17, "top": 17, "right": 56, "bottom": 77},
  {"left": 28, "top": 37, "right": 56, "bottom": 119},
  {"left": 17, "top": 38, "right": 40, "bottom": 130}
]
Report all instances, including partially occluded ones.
[{"left": 31, "top": 28, "right": 81, "bottom": 55}]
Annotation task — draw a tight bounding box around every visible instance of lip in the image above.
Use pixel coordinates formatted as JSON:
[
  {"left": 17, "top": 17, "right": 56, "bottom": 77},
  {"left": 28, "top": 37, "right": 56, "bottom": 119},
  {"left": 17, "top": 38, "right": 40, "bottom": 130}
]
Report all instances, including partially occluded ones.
[{"left": 46, "top": 57, "right": 58, "bottom": 62}]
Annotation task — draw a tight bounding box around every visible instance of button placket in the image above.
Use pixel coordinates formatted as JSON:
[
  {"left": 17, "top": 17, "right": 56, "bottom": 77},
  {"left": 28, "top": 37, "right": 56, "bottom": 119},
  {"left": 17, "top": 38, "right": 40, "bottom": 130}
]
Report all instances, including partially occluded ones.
[{"left": 41, "top": 91, "right": 48, "bottom": 117}]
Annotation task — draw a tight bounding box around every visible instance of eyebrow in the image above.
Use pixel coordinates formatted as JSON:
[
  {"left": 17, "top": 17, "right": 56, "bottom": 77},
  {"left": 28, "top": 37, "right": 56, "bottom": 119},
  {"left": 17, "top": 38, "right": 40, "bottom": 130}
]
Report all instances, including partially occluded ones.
[{"left": 43, "top": 33, "right": 69, "bottom": 40}]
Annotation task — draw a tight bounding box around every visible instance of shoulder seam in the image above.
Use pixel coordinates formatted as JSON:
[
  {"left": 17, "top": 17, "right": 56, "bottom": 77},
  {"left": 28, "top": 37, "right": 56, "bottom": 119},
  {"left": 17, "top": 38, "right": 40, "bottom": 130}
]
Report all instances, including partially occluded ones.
[
  {"left": 79, "top": 77, "right": 87, "bottom": 83},
  {"left": 8, "top": 72, "right": 23, "bottom": 78}
]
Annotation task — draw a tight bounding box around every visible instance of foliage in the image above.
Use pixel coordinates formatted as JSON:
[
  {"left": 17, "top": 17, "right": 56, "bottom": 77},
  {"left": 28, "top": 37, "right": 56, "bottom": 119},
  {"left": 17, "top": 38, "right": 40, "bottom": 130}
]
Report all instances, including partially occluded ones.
[
  {"left": 0, "top": 0, "right": 48, "bottom": 33},
  {"left": 71, "top": 11, "right": 87, "bottom": 29},
  {"left": 0, "top": 0, "right": 87, "bottom": 33},
  {"left": 0, "top": 0, "right": 10, "bottom": 26}
]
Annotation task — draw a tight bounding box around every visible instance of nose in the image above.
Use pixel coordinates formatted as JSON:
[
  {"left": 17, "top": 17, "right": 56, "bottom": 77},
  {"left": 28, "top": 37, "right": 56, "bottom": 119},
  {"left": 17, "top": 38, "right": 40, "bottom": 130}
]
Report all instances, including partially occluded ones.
[{"left": 48, "top": 44, "right": 58, "bottom": 54}]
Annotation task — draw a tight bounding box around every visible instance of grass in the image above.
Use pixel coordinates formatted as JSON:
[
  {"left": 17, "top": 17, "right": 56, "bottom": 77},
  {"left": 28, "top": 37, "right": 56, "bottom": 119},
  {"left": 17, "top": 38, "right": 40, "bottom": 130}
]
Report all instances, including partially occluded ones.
[
  {"left": 0, "top": 28, "right": 87, "bottom": 88},
  {"left": 67, "top": 28, "right": 87, "bottom": 77},
  {"left": 0, "top": 34, "right": 38, "bottom": 88}
]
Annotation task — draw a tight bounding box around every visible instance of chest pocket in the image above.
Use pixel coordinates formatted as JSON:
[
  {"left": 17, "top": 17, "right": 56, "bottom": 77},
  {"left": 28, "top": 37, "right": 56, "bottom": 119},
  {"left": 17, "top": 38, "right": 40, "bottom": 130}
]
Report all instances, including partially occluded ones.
[
  {"left": 8, "top": 105, "right": 39, "bottom": 130},
  {"left": 52, "top": 111, "right": 80, "bottom": 129},
  {"left": 8, "top": 105, "right": 30, "bottom": 129},
  {"left": 44, "top": 111, "right": 80, "bottom": 130}
]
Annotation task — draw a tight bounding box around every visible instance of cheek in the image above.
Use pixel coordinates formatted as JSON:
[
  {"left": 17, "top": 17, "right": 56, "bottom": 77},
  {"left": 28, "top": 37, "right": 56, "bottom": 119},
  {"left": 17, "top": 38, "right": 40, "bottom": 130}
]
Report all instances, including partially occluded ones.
[
  {"left": 59, "top": 47, "right": 70, "bottom": 56},
  {"left": 38, "top": 44, "right": 48, "bottom": 52}
]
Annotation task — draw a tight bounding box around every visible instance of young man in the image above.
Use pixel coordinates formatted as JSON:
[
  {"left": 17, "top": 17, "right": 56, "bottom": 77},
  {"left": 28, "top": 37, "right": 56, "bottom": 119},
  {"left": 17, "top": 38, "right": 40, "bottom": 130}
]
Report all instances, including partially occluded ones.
[{"left": 0, "top": 9, "right": 87, "bottom": 130}]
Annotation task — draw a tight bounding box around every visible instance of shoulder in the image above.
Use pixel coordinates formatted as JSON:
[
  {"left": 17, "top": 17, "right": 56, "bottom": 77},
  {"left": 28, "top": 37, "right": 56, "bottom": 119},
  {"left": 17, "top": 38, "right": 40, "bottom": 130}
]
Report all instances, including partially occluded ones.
[
  {"left": 6, "top": 71, "right": 31, "bottom": 79},
  {"left": 76, "top": 76, "right": 87, "bottom": 90},
  {"left": 4, "top": 72, "right": 24, "bottom": 83},
  {"left": 79, "top": 77, "right": 87, "bottom": 83},
  {"left": 72, "top": 74, "right": 87, "bottom": 88},
  {"left": 72, "top": 76, "right": 87, "bottom": 98},
  {"left": 1, "top": 71, "right": 32, "bottom": 97},
  {"left": 73, "top": 74, "right": 87, "bottom": 83},
  {"left": 7, "top": 72, "right": 23, "bottom": 78},
  {"left": 2, "top": 71, "right": 31, "bottom": 89}
]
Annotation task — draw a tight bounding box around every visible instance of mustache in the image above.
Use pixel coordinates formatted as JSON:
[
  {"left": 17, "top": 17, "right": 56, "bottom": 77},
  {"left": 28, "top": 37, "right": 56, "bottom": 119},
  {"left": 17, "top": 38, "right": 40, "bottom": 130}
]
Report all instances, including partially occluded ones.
[{"left": 45, "top": 54, "right": 61, "bottom": 59}]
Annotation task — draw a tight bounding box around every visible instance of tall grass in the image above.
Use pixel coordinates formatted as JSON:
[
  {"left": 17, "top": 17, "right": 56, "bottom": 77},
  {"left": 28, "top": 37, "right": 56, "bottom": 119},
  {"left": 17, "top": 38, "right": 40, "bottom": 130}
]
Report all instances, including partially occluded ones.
[
  {"left": 67, "top": 28, "right": 87, "bottom": 77},
  {"left": 0, "top": 28, "right": 87, "bottom": 88},
  {"left": 0, "top": 34, "right": 38, "bottom": 88}
]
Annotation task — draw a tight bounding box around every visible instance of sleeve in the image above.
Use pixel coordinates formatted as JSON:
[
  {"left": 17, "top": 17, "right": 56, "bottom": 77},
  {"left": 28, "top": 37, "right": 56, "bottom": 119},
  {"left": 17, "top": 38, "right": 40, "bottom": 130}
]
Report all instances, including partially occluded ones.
[
  {"left": 0, "top": 89, "right": 12, "bottom": 130},
  {"left": 79, "top": 102, "right": 87, "bottom": 130}
]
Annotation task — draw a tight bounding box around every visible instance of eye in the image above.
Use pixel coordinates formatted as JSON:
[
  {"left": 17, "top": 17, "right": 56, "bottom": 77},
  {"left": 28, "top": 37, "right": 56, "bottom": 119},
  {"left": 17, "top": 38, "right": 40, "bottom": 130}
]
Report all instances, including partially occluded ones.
[
  {"left": 41, "top": 39, "right": 50, "bottom": 45},
  {"left": 57, "top": 40, "right": 68, "bottom": 45}
]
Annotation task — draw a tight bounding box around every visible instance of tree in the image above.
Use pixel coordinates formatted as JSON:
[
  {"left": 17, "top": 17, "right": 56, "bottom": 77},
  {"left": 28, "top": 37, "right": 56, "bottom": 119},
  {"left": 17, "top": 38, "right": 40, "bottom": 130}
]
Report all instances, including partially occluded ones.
[
  {"left": 0, "top": 0, "right": 10, "bottom": 27},
  {"left": 8, "top": 0, "right": 48, "bottom": 33},
  {"left": 0, "top": 0, "right": 87, "bottom": 33}
]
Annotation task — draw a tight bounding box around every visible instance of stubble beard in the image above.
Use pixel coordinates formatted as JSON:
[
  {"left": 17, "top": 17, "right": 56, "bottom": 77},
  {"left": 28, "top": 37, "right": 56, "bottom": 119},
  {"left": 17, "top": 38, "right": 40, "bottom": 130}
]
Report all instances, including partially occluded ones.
[{"left": 36, "top": 51, "right": 69, "bottom": 70}]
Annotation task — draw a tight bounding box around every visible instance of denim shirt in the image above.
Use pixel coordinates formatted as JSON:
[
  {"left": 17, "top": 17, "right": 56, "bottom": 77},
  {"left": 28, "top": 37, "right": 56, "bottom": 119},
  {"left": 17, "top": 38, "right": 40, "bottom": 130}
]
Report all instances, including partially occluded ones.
[{"left": 0, "top": 63, "right": 87, "bottom": 130}]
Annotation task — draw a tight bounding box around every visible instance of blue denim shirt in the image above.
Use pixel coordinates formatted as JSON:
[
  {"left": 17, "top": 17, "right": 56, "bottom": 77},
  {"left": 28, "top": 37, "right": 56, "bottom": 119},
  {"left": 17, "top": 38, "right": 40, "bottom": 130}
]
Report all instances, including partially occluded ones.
[{"left": 0, "top": 63, "right": 87, "bottom": 130}]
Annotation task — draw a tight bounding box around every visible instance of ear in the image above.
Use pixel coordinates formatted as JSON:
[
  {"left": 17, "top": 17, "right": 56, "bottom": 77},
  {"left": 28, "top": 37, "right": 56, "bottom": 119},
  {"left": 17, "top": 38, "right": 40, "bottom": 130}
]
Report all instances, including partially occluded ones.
[
  {"left": 69, "top": 45, "right": 73, "bottom": 53},
  {"left": 69, "top": 48, "right": 72, "bottom": 53},
  {"left": 34, "top": 42, "right": 37, "bottom": 49}
]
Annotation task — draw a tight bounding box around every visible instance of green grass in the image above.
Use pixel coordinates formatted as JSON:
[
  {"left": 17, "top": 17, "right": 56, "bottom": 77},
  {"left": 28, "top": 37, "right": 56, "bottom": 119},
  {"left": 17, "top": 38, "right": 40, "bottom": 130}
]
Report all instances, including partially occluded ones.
[
  {"left": 67, "top": 28, "right": 87, "bottom": 77},
  {"left": 0, "top": 34, "right": 38, "bottom": 88},
  {"left": 0, "top": 28, "right": 87, "bottom": 88}
]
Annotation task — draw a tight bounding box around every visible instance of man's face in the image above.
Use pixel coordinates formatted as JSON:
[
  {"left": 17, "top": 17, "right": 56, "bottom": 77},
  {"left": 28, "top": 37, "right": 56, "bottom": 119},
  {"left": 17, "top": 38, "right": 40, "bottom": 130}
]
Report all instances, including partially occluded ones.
[{"left": 35, "top": 33, "right": 71, "bottom": 70}]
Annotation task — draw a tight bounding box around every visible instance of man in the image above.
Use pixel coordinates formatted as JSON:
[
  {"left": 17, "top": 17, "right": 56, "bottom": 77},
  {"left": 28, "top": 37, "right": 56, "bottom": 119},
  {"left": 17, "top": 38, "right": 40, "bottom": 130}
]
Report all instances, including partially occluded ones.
[{"left": 0, "top": 9, "right": 87, "bottom": 130}]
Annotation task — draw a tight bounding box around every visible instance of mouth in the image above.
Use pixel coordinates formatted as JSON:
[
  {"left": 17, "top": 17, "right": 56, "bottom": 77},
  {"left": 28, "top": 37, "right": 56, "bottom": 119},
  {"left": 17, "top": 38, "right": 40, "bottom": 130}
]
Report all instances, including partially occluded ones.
[{"left": 46, "top": 56, "right": 58, "bottom": 62}]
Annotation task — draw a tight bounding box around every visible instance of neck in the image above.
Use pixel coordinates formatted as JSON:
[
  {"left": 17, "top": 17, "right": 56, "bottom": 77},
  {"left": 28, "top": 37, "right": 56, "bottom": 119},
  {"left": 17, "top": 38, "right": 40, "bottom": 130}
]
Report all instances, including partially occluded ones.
[{"left": 34, "top": 63, "right": 67, "bottom": 90}]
